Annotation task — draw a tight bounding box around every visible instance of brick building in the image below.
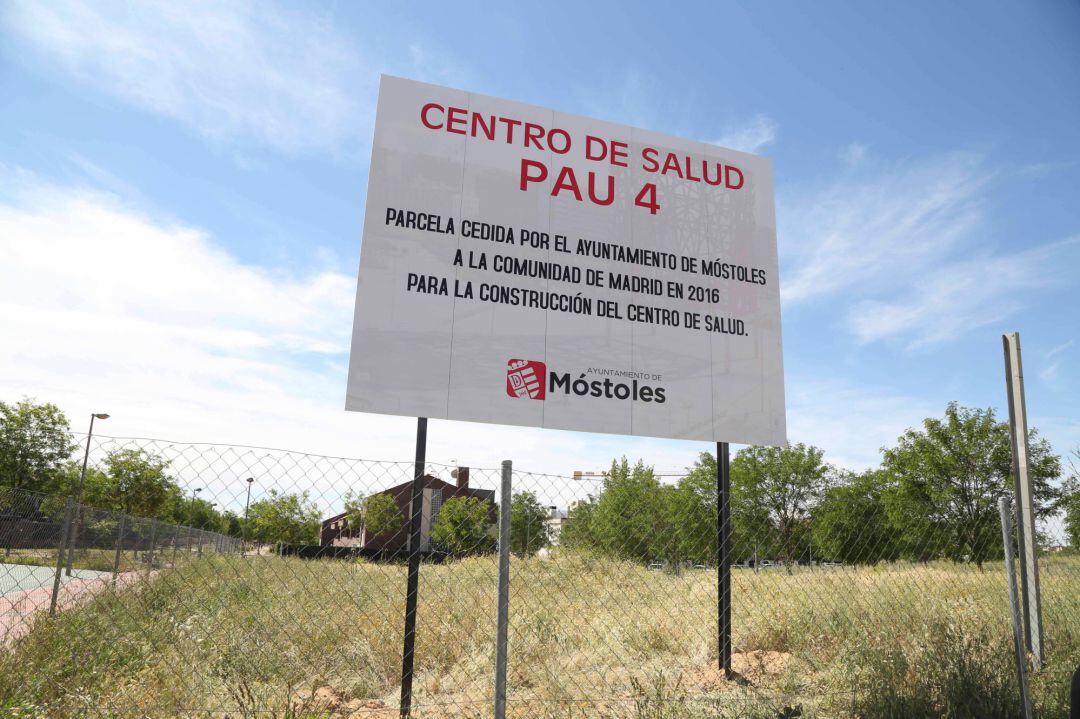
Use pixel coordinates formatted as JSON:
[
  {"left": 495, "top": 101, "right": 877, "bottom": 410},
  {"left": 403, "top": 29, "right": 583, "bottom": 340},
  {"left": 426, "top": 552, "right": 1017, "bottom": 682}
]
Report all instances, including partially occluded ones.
[{"left": 320, "top": 469, "right": 495, "bottom": 553}]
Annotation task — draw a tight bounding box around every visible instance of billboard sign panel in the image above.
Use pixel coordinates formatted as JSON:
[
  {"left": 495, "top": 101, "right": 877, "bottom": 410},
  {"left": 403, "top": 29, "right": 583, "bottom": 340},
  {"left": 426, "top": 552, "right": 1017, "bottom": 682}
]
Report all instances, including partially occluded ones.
[{"left": 346, "top": 75, "right": 786, "bottom": 445}]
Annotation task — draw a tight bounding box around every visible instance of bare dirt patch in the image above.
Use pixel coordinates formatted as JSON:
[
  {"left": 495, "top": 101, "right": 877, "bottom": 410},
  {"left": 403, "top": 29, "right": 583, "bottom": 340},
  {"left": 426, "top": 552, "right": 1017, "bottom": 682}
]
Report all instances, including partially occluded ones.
[
  {"left": 689, "top": 650, "right": 792, "bottom": 692},
  {"left": 294, "top": 685, "right": 396, "bottom": 718}
]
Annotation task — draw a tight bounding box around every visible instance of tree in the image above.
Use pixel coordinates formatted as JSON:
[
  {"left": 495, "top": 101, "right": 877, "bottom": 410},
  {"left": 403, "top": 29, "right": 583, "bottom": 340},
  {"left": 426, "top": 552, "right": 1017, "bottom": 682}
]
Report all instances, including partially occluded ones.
[
  {"left": 363, "top": 493, "right": 404, "bottom": 540},
  {"left": 588, "top": 458, "right": 666, "bottom": 562},
  {"left": 560, "top": 496, "right": 598, "bottom": 551},
  {"left": 0, "top": 399, "right": 77, "bottom": 492},
  {"left": 675, "top": 451, "right": 777, "bottom": 566},
  {"left": 247, "top": 490, "right": 321, "bottom": 545},
  {"left": 812, "top": 470, "right": 898, "bottom": 564},
  {"left": 1063, "top": 447, "right": 1080, "bottom": 550},
  {"left": 882, "top": 402, "right": 1061, "bottom": 566},
  {"left": 341, "top": 490, "right": 366, "bottom": 537},
  {"left": 183, "top": 496, "right": 226, "bottom": 532},
  {"left": 509, "top": 491, "right": 551, "bottom": 557},
  {"left": 1062, "top": 483, "right": 1080, "bottom": 550},
  {"left": 46, "top": 461, "right": 108, "bottom": 509},
  {"left": 731, "top": 443, "right": 831, "bottom": 562},
  {"left": 99, "top": 449, "right": 178, "bottom": 518},
  {"left": 221, "top": 510, "right": 244, "bottom": 538},
  {"left": 664, "top": 459, "right": 717, "bottom": 566},
  {"left": 431, "top": 496, "right": 494, "bottom": 557}
]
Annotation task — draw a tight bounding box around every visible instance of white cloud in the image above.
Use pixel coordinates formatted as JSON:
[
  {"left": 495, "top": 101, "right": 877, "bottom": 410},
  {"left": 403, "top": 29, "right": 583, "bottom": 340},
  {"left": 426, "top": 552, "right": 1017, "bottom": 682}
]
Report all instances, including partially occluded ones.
[
  {"left": 780, "top": 149, "right": 1078, "bottom": 348},
  {"left": 781, "top": 151, "right": 988, "bottom": 304},
  {"left": 839, "top": 142, "right": 868, "bottom": 167},
  {"left": 710, "top": 115, "right": 778, "bottom": 155},
  {"left": 848, "top": 238, "right": 1079, "bottom": 349},
  {"left": 3, "top": 0, "right": 372, "bottom": 155},
  {"left": 0, "top": 173, "right": 358, "bottom": 444},
  {"left": 785, "top": 378, "right": 938, "bottom": 470},
  {"left": 1040, "top": 339, "right": 1075, "bottom": 383}
]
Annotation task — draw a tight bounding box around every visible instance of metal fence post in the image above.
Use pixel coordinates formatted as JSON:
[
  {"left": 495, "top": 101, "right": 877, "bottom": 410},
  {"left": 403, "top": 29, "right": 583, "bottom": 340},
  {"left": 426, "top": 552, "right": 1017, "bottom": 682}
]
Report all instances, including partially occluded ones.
[
  {"left": 50, "top": 497, "right": 75, "bottom": 616},
  {"left": 147, "top": 520, "right": 157, "bottom": 570},
  {"left": 717, "top": 442, "right": 732, "bottom": 678},
  {"left": 112, "top": 514, "right": 126, "bottom": 582},
  {"left": 494, "top": 460, "right": 512, "bottom": 719},
  {"left": 999, "top": 496, "right": 1033, "bottom": 719},
  {"left": 400, "top": 416, "right": 428, "bottom": 718}
]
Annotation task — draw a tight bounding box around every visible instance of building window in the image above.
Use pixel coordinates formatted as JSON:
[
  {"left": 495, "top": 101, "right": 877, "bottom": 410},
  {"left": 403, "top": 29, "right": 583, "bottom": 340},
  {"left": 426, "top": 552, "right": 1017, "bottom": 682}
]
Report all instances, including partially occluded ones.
[{"left": 430, "top": 488, "right": 443, "bottom": 527}]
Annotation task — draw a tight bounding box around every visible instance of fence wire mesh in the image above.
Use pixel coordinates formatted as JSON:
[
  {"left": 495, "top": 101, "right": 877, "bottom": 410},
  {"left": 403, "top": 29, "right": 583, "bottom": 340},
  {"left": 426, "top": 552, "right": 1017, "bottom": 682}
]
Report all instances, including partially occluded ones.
[{"left": 0, "top": 434, "right": 1077, "bottom": 718}]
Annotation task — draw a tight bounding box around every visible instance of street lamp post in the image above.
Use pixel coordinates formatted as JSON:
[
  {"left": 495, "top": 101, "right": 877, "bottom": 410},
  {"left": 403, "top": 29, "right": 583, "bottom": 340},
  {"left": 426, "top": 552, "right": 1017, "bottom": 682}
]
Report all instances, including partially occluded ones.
[
  {"left": 66, "top": 413, "right": 109, "bottom": 576},
  {"left": 189, "top": 487, "right": 202, "bottom": 521},
  {"left": 242, "top": 477, "right": 254, "bottom": 556}
]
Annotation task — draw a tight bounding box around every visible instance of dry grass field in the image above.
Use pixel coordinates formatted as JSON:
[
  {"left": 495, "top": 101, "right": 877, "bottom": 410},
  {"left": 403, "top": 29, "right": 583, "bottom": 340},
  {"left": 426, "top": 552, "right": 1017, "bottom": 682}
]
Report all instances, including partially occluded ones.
[{"left": 0, "top": 551, "right": 1077, "bottom": 718}]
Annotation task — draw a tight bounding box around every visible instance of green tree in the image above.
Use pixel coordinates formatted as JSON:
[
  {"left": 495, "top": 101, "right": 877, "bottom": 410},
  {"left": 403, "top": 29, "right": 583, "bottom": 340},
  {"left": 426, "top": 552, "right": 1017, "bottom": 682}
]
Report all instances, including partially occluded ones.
[
  {"left": 509, "top": 491, "right": 551, "bottom": 557},
  {"left": 812, "top": 469, "right": 897, "bottom": 564},
  {"left": 0, "top": 399, "right": 77, "bottom": 492},
  {"left": 589, "top": 458, "right": 666, "bottom": 562},
  {"left": 1062, "top": 485, "right": 1080, "bottom": 550},
  {"left": 731, "top": 443, "right": 831, "bottom": 562},
  {"left": 247, "top": 490, "right": 321, "bottom": 545},
  {"left": 664, "top": 460, "right": 716, "bottom": 566},
  {"left": 431, "top": 496, "right": 494, "bottom": 557},
  {"left": 46, "top": 461, "right": 108, "bottom": 510},
  {"left": 98, "top": 449, "right": 178, "bottom": 518},
  {"left": 341, "top": 490, "right": 366, "bottom": 536},
  {"left": 222, "top": 510, "right": 244, "bottom": 538},
  {"left": 882, "top": 402, "right": 1061, "bottom": 566},
  {"left": 183, "top": 496, "right": 226, "bottom": 532},
  {"left": 1062, "top": 447, "right": 1080, "bottom": 550},
  {"left": 560, "top": 496, "right": 598, "bottom": 551},
  {"left": 363, "top": 493, "right": 404, "bottom": 539}
]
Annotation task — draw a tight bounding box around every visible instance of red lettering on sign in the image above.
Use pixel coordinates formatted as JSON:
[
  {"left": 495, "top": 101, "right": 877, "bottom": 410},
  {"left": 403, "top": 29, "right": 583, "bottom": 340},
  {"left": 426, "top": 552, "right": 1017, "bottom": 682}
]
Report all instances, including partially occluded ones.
[
  {"left": 446, "top": 107, "right": 467, "bottom": 135},
  {"left": 519, "top": 158, "right": 548, "bottom": 191},
  {"left": 420, "top": 103, "right": 444, "bottom": 130}
]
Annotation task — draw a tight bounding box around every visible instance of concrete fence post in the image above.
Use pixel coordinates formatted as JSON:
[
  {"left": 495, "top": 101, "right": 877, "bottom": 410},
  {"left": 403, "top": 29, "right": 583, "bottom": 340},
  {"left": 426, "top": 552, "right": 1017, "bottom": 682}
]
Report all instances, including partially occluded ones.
[{"left": 999, "top": 496, "right": 1033, "bottom": 719}]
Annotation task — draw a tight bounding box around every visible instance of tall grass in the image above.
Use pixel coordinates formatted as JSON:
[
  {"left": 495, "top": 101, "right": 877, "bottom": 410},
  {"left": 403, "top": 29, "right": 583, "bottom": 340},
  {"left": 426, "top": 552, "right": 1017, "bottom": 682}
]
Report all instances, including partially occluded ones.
[{"left": 1, "top": 552, "right": 1076, "bottom": 718}]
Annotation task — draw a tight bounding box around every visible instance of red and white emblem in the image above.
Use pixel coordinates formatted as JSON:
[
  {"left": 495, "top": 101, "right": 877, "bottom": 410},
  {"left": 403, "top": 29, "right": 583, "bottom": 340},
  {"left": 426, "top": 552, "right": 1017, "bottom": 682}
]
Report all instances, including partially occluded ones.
[{"left": 506, "top": 359, "right": 546, "bottom": 400}]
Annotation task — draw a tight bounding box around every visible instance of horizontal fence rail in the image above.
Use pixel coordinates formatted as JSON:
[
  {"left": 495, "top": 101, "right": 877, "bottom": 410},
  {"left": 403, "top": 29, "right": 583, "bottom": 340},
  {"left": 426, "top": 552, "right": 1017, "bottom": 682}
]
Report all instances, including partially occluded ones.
[{"left": 0, "top": 434, "right": 1076, "bottom": 718}]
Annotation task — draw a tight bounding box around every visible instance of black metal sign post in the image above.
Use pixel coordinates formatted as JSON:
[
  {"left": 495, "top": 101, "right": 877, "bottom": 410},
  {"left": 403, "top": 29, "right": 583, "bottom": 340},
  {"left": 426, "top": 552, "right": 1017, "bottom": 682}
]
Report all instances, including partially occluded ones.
[
  {"left": 717, "top": 441, "right": 732, "bottom": 678},
  {"left": 399, "top": 417, "right": 428, "bottom": 718}
]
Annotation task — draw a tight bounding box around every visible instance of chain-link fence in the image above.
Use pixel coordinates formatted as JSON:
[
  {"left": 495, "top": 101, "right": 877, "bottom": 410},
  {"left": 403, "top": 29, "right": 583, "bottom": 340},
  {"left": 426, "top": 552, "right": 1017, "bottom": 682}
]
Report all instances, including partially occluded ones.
[
  {"left": 0, "top": 482, "right": 240, "bottom": 650},
  {"left": 0, "top": 434, "right": 1077, "bottom": 718}
]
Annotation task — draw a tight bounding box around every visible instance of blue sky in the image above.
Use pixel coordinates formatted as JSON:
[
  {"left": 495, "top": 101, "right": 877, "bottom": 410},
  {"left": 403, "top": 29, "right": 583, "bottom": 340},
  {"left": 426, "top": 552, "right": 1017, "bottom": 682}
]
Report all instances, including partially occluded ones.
[{"left": 1, "top": 0, "right": 1078, "bottom": 480}]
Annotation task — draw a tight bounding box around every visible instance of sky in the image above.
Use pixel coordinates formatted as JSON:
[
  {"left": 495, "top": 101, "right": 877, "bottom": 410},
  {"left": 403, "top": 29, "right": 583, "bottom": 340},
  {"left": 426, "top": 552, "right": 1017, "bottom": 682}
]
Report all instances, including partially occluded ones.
[{"left": 1, "top": 0, "right": 1078, "bottom": 491}]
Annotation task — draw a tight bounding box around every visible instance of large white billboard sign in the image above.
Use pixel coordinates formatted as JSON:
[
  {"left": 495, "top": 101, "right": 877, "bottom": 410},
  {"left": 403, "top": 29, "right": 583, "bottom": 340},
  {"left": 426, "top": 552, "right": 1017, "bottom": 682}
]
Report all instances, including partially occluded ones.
[{"left": 346, "top": 76, "right": 786, "bottom": 445}]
